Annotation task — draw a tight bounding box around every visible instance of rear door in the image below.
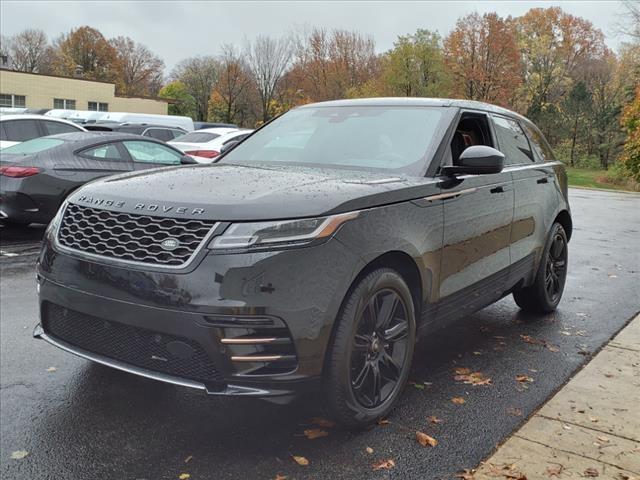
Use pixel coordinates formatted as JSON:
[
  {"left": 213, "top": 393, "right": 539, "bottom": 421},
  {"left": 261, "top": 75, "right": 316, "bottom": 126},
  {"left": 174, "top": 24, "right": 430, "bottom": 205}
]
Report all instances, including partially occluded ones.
[
  {"left": 121, "top": 140, "right": 183, "bottom": 171},
  {"left": 437, "top": 110, "right": 515, "bottom": 322},
  {"left": 492, "top": 115, "right": 555, "bottom": 283}
]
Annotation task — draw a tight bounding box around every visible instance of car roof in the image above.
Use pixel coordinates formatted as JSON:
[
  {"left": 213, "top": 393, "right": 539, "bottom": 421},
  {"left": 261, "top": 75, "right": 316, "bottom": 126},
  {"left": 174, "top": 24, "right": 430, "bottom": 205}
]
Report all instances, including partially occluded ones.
[
  {"left": 0, "top": 114, "right": 82, "bottom": 124},
  {"left": 45, "top": 131, "right": 161, "bottom": 146},
  {"left": 190, "top": 127, "right": 239, "bottom": 135},
  {"left": 298, "top": 97, "right": 530, "bottom": 123}
]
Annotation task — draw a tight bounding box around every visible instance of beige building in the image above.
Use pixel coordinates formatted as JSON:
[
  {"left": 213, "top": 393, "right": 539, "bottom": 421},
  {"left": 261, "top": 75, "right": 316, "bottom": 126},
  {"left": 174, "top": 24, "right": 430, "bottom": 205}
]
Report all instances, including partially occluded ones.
[{"left": 0, "top": 69, "right": 170, "bottom": 114}]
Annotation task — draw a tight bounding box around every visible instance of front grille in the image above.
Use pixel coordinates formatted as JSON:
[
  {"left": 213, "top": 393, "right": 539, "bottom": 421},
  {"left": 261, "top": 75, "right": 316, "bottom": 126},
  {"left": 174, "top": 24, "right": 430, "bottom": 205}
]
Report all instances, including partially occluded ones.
[
  {"left": 57, "top": 203, "right": 216, "bottom": 266},
  {"left": 43, "top": 303, "right": 223, "bottom": 384}
]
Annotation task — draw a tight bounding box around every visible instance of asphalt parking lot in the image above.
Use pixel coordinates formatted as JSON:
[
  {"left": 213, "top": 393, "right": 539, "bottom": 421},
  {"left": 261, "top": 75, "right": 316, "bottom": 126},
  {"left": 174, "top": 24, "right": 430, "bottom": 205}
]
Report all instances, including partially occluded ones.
[{"left": 1, "top": 188, "right": 639, "bottom": 480}]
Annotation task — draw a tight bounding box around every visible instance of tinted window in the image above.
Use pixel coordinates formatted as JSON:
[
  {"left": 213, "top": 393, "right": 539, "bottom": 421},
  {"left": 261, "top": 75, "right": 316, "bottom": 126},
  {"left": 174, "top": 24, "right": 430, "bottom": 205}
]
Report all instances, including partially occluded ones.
[
  {"left": 2, "top": 119, "right": 41, "bottom": 142},
  {"left": 223, "top": 133, "right": 250, "bottom": 145},
  {"left": 123, "top": 141, "right": 182, "bottom": 165},
  {"left": 221, "top": 106, "right": 446, "bottom": 175},
  {"left": 170, "top": 129, "right": 186, "bottom": 139},
  {"left": 522, "top": 123, "right": 555, "bottom": 162},
  {"left": 493, "top": 116, "right": 534, "bottom": 165},
  {"left": 117, "top": 126, "right": 144, "bottom": 135},
  {"left": 172, "top": 132, "right": 219, "bottom": 143},
  {"left": 81, "top": 143, "right": 124, "bottom": 160},
  {"left": 1, "top": 137, "right": 65, "bottom": 154},
  {"left": 42, "top": 120, "right": 80, "bottom": 136},
  {"left": 144, "top": 128, "right": 174, "bottom": 142}
]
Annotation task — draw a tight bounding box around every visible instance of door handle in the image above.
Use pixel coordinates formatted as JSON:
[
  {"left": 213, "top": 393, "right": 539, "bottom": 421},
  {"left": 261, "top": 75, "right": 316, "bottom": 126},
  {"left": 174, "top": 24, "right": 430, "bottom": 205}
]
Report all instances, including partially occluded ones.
[
  {"left": 490, "top": 185, "right": 509, "bottom": 194},
  {"left": 536, "top": 177, "right": 549, "bottom": 184}
]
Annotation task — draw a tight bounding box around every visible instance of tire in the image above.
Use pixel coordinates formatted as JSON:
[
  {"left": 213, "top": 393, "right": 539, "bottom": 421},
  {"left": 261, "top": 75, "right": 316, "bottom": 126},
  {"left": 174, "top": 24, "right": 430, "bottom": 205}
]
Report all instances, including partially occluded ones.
[
  {"left": 324, "top": 268, "right": 416, "bottom": 428},
  {"left": 513, "top": 222, "right": 568, "bottom": 314}
]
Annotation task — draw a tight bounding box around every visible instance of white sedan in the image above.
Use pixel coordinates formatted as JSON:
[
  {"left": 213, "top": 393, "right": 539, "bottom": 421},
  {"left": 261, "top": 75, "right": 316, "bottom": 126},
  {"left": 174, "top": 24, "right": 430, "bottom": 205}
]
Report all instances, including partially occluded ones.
[{"left": 169, "top": 128, "right": 253, "bottom": 163}]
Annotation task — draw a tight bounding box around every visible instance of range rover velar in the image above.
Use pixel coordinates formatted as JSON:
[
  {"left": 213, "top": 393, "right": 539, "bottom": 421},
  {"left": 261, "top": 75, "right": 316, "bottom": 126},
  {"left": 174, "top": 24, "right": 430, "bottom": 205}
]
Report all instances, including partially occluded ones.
[{"left": 34, "top": 98, "right": 571, "bottom": 427}]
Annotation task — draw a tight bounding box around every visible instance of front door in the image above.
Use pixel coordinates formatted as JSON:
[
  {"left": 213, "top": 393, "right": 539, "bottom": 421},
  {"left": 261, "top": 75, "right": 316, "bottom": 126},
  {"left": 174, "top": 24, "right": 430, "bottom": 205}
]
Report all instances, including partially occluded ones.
[{"left": 435, "top": 112, "right": 515, "bottom": 324}]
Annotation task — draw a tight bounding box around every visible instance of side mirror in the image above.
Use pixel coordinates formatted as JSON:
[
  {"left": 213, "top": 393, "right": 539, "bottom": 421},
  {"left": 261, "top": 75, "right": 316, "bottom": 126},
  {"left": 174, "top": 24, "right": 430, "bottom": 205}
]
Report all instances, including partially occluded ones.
[
  {"left": 442, "top": 145, "right": 504, "bottom": 176},
  {"left": 180, "top": 154, "right": 198, "bottom": 165},
  {"left": 220, "top": 140, "right": 240, "bottom": 155}
]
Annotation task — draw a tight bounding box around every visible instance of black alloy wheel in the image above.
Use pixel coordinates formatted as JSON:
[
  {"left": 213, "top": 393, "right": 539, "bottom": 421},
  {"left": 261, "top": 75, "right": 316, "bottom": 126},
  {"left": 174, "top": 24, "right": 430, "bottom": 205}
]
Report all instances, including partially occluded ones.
[
  {"left": 545, "top": 231, "right": 567, "bottom": 303},
  {"left": 350, "top": 289, "right": 410, "bottom": 408}
]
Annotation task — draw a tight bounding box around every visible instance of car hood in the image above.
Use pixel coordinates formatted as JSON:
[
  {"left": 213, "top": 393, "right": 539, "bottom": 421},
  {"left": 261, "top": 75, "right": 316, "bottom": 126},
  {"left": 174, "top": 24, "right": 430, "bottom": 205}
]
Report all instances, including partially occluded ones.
[{"left": 67, "top": 163, "right": 440, "bottom": 221}]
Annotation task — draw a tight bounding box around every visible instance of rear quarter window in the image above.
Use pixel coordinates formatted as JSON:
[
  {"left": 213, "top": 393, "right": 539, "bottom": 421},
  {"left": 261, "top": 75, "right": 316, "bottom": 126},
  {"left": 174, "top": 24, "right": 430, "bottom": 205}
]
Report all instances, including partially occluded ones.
[
  {"left": 522, "top": 123, "right": 556, "bottom": 162},
  {"left": 80, "top": 143, "right": 125, "bottom": 161}
]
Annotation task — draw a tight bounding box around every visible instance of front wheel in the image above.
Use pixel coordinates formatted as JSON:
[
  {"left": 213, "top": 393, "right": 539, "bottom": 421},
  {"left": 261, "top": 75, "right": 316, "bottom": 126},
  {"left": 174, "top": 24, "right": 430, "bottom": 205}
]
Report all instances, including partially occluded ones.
[
  {"left": 324, "top": 268, "right": 416, "bottom": 427},
  {"left": 513, "top": 222, "right": 568, "bottom": 314}
]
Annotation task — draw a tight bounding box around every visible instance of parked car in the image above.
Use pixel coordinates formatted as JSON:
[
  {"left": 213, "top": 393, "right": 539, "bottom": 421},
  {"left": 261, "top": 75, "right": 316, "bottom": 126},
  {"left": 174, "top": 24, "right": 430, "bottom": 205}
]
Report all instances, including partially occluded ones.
[
  {"left": 0, "top": 131, "right": 194, "bottom": 225},
  {"left": 169, "top": 128, "right": 253, "bottom": 162},
  {"left": 194, "top": 121, "right": 238, "bottom": 130},
  {"left": 100, "top": 112, "right": 194, "bottom": 131},
  {"left": 0, "top": 114, "right": 85, "bottom": 149},
  {"left": 84, "top": 122, "right": 187, "bottom": 142},
  {"left": 33, "top": 98, "right": 571, "bottom": 427}
]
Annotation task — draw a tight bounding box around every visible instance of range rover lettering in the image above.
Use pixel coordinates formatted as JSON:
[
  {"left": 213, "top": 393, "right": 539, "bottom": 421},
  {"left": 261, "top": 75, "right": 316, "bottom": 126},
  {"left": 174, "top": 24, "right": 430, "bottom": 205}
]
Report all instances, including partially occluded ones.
[{"left": 34, "top": 98, "right": 571, "bottom": 427}]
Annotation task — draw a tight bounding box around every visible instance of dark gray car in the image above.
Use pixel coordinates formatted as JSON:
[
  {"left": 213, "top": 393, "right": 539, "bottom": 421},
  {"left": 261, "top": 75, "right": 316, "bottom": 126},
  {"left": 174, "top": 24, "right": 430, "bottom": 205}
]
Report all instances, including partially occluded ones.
[
  {"left": 34, "top": 98, "right": 571, "bottom": 427},
  {"left": 0, "top": 132, "right": 193, "bottom": 225}
]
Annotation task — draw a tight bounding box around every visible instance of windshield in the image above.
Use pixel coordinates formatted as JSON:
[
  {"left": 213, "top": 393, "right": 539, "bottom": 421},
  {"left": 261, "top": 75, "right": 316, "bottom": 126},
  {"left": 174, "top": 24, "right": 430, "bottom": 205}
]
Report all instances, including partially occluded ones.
[
  {"left": 220, "top": 106, "right": 449, "bottom": 175},
  {"left": 173, "top": 132, "right": 220, "bottom": 143},
  {"left": 1, "top": 137, "right": 65, "bottom": 155}
]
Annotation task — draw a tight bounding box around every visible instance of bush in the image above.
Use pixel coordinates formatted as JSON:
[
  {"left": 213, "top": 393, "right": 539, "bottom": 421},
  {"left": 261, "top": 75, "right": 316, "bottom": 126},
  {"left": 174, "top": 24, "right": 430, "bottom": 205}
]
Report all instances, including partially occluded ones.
[{"left": 554, "top": 142, "right": 600, "bottom": 169}]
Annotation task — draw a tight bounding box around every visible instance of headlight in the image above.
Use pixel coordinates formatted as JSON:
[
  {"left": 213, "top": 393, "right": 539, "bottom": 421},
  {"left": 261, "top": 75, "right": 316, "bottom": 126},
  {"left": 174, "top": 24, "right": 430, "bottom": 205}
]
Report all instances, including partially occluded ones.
[{"left": 209, "top": 211, "right": 359, "bottom": 251}]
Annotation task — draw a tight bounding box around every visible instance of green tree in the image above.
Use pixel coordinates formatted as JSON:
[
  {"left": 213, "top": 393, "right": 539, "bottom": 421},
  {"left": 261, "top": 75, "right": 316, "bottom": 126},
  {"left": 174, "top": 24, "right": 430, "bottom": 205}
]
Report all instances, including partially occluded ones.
[
  {"left": 381, "top": 29, "right": 449, "bottom": 97},
  {"left": 561, "top": 82, "right": 592, "bottom": 166},
  {"left": 159, "top": 80, "right": 196, "bottom": 117}
]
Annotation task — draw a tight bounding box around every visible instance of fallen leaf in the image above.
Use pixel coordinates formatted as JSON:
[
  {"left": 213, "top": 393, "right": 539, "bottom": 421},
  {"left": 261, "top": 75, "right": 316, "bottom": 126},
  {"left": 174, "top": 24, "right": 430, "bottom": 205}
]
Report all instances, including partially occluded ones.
[
  {"left": 292, "top": 455, "right": 309, "bottom": 466},
  {"left": 596, "top": 435, "right": 609, "bottom": 443},
  {"left": 416, "top": 431, "right": 438, "bottom": 447},
  {"left": 562, "top": 424, "right": 572, "bottom": 430},
  {"left": 456, "top": 469, "right": 475, "bottom": 479},
  {"left": 507, "top": 407, "right": 523, "bottom": 417},
  {"left": 546, "top": 464, "right": 564, "bottom": 477},
  {"left": 372, "top": 458, "right": 395, "bottom": 471},
  {"left": 451, "top": 397, "right": 466, "bottom": 405},
  {"left": 605, "top": 373, "right": 615, "bottom": 378},
  {"left": 303, "top": 429, "right": 328, "bottom": 440},
  {"left": 427, "top": 415, "right": 443, "bottom": 424},
  {"left": 584, "top": 467, "right": 599, "bottom": 477},
  {"left": 365, "top": 446, "right": 374, "bottom": 454},
  {"left": 516, "top": 374, "right": 534, "bottom": 383},
  {"left": 454, "top": 369, "right": 492, "bottom": 386},
  {"left": 473, "top": 351, "right": 483, "bottom": 355},
  {"left": 310, "top": 417, "right": 335, "bottom": 428},
  {"left": 590, "top": 417, "right": 599, "bottom": 423},
  {"left": 10, "top": 450, "right": 28, "bottom": 460},
  {"left": 178, "top": 474, "right": 190, "bottom": 480},
  {"left": 413, "top": 383, "right": 425, "bottom": 390},
  {"left": 46, "top": 367, "right": 57, "bottom": 372},
  {"left": 184, "top": 455, "right": 193, "bottom": 464},
  {"left": 377, "top": 418, "right": 390, "bottom": 425},
  {"left": 274, "top": 475, "right": 287, "bottom": 480}
]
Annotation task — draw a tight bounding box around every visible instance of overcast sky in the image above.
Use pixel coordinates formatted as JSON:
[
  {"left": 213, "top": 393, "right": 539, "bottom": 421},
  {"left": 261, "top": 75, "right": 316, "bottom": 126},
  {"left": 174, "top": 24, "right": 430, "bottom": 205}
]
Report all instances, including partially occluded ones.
[{"left": 1, "top": 1, "right": 627, "bottom": 72}]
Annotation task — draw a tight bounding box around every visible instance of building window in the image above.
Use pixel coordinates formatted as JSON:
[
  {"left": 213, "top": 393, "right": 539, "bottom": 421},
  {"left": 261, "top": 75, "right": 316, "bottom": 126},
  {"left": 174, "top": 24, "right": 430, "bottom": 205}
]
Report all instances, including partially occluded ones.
[
  {"left": 88, "top": 101, "right": 108, "bottom": 112},
  {"left": 53, "top": 98, "right": 76, "bottom": 110},
  {"left": 0, "top": 94, "right": 26, "bottom": 108}
]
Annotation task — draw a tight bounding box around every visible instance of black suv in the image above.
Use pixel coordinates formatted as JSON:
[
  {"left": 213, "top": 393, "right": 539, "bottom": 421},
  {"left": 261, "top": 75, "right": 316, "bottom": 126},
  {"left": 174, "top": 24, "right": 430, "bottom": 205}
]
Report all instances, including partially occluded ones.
[
  {"left": 34, "top": 98, "right": 571, "bottom": 426},
  {"left": 84, "top": 122, "right": 187, "bottom": 142}
]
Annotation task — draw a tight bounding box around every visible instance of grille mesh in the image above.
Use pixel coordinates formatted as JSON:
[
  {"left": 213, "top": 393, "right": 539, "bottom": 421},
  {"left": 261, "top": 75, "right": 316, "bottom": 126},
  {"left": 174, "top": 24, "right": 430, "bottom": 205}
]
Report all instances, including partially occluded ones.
[
  {"left": 43, "top": 303, "right": 223, "bottom": 383},
  {"left": 58, "top": 203, "right": 216, "bottom": 266}
]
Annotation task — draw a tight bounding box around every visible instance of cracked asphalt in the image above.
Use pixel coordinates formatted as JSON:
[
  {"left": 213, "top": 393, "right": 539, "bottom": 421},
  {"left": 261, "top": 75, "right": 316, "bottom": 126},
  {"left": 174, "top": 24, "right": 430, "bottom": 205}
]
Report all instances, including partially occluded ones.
[{"left": 1, "top": 188, "right": 639, "bottom": 480}]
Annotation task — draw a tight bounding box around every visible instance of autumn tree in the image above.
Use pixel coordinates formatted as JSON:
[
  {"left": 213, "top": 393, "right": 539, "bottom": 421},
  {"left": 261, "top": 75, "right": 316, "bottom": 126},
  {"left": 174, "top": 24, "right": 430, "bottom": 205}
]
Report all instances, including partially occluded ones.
[
  {"left": 53, "top": 26, "right": 118, "bottom": 82},
  {"left": 620, "top": 84, "right": 640, "bottom": 181},
  {"left": 5, "top": 29, "right": 53, "bottom": 73},
  {"left": 209, "top": 44, "right": 252, "bottom": 124},
  {"left": 159, "top": 80, "right": 196, "bottom": 117},
  {"left": 110, "top": 36, "right": 164, "bottom": 96},
  {"left": 444, "top": 13, "right": 522, "bottom": 107},
  {"left": 381, "top": 29, "right": 449, "bottom": 97},
  {"left": 244, "top": 35, "right": 292, "bottom": 121},
  {"left": 516, "top": 7, "right": 607, "bottom": 126},
  {"left": 172, "top": 56, "right": 219, "bottom": 121}
]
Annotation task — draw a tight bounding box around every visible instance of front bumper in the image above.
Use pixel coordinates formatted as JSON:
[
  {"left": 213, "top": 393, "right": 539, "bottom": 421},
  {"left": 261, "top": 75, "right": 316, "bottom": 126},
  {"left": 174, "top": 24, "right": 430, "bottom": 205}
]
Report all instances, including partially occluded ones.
[{"left": 35, "top": 231, "right": 364, "bottom": 396}]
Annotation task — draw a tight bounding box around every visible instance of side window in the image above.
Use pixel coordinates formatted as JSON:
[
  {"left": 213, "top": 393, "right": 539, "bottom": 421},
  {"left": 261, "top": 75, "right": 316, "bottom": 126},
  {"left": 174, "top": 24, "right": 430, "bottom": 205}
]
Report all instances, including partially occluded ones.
[
  {"left": 522, "top": 123, "right": 555, "bottom": 162},
  {"left": 144, "top": 128, "right": 173, "bottom": 142},
  {"left": 450, "top": 114, "right": 493, "bottom": 164},
  {"left": 123, "top": 140, "right": 182, "bottom": 165},
  {"left": 80, "top": 143, "right": 125, "bottom": 161},
  {"left": 224, "top": 134, "right": 249, "bottom": 145},
  {"left": 2, "top": 120, "right": 41, "bottom": 142},
  {"left": 0, "top": 122, "right": 7, "bottom": 141},
  {"left": 493, "top": 116, "right": 534, "bottom": 165},
  {"left": 170, "top": 129, "right": 186, "bottom": 139},
  {"left": 42, "top": 121, "right": 80, "bottom": 136}
]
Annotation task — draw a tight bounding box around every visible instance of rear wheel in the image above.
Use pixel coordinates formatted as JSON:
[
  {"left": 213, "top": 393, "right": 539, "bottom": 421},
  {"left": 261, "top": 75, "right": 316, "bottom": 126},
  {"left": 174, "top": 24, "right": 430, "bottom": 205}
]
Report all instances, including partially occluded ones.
[
  {"left": 513, "top": 222, "right": 568, "bottom": 313},
  {"left": 324, "top": 268, "right": 416, "bottom": 427}
]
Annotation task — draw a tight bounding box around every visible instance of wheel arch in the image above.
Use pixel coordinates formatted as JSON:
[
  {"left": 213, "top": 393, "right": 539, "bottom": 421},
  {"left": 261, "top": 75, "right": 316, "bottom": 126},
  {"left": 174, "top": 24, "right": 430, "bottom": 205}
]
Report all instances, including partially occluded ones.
[{"left": 554, "top": 209, "right": 573, "bottom": 241}]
